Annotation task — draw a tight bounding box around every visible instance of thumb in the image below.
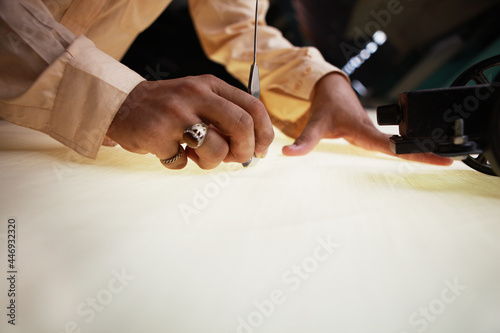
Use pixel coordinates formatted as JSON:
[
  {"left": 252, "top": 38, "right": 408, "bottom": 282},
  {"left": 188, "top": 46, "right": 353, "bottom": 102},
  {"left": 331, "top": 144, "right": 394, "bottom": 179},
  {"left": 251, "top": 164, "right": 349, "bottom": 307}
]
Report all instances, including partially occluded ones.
[{"left": 282, "top": 119, "right": 325, "bottom": 156}]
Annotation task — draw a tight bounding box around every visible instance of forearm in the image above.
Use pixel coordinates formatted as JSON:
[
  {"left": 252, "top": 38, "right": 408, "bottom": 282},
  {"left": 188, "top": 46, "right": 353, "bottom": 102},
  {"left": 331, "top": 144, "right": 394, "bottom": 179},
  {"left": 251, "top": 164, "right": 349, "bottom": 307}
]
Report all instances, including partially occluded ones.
[{"left": 0, "top": 1, "right": 144, "bottom": 158}]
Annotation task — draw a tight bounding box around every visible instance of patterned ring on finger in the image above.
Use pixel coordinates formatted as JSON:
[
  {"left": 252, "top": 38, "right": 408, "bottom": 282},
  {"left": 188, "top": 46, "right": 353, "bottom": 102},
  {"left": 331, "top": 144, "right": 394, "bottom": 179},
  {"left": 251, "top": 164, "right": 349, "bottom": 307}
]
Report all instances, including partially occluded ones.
[
  {"left": 183, "top": 123, "right": 208, "bottom": 149},
  {"left": 160, "top": 145, "right": 183, "bottom": 165}
]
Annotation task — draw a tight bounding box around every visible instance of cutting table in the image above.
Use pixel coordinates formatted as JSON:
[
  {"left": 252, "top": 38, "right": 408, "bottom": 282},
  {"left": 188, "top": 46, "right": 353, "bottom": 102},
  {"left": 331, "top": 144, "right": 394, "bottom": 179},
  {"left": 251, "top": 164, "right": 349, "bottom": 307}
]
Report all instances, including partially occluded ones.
[{"left": 0, "top": 111, "right": 499, "bottom": 333}]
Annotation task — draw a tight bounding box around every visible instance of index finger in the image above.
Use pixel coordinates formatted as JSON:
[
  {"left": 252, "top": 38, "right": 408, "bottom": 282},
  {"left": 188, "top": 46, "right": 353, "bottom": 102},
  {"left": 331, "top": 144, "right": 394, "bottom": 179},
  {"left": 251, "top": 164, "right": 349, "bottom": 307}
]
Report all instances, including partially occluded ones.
[
  {"left": 351, "top": 126, "right": 454, "bottom": 166},
  {"left": 208, "top": 77, "right": 274, "bottom": 160}
]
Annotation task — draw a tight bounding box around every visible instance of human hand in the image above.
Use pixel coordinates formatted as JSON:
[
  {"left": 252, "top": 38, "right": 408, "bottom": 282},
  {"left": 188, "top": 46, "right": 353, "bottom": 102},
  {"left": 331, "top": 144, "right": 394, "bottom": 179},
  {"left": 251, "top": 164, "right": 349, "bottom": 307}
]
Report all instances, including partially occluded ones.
[
  {"left": 106, "top": 75, "right": 274, "bottom": 169},
  {"left": 282, "top": 73, "right": 453, "bottom": 166}
]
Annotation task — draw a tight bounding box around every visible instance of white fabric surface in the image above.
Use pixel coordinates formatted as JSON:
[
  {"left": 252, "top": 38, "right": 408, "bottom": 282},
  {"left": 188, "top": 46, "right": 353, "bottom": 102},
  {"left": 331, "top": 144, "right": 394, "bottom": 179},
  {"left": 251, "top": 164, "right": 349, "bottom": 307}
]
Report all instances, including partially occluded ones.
[{"left": 0, "top": 112, "right": 499, "bottom": 333}]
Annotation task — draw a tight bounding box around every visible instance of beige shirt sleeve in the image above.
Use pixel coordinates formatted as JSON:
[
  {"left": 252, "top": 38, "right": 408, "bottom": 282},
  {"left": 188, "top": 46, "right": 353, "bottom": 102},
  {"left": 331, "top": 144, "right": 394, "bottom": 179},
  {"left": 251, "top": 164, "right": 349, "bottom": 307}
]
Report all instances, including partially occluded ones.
[
  {"left": 188, "top": 0, "right": 349, "bottom": 137},
  {"left": 0, "top": 0, "right": 145, "bottom": 158}
]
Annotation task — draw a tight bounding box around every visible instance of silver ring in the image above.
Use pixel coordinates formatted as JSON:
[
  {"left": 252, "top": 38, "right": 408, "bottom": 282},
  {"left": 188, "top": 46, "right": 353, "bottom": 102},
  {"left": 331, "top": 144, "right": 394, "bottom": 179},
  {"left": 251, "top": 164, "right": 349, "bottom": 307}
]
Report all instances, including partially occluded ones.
[
  {"left": 242, "top": 156, "right": 253, "bottom": 167},
  {"left": 242, "top": 155, "right": 260, "bottom": 168},
  {"left": 183, "top": 123, "right": 208, "bottom": 149},
  {"left": 160, "top": 145, "right": 183, "bottom": 165}
]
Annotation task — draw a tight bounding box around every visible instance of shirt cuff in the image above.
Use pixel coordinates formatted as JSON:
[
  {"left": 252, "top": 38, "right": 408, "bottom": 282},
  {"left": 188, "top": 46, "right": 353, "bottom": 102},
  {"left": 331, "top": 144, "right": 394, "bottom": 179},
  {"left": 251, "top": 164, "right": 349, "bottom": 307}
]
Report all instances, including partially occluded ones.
[{"left": 50, "top": 35, "right": 145, "bottom": 158}]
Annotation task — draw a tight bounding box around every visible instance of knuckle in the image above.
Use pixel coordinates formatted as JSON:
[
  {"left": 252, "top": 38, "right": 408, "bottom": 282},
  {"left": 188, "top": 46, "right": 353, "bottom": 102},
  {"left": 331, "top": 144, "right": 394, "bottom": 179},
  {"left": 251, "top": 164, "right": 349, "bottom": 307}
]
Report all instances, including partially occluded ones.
[
  {"left": 195, "top": 74, "right": 220, "bottom": 90},
  {"left": 197, "top": 139, "right": 228, "bottom": 168},
  {"left": 211, "top": 143, "right": 229, "bottom": 161},
  {"left": 248, "top": 97, "right": 266, "bottom": 114},
  {"left": 200, "top": 74, "right": 220, "bottom": 85},
  {"left": 174, "top": 76, "right": 205, "bottom": 96},
  {"left": 201, "top": 145, "right": 227, "bottom": 165},
  {"left": 235, "top": 112, "right": 254, "bottom": 132},
  {"left": 260, "top": 128, "right": 275, "bottom": 146}
]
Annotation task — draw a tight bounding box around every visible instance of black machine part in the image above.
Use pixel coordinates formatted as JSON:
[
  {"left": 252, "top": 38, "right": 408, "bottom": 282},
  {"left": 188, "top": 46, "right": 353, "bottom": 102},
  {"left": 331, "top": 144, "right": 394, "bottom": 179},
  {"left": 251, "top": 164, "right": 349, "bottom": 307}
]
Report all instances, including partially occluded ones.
[
  {"left": 450, "top": 55, "right": 500, "bottom": 175},
  {"left": 376, "top": 55, "right": 500, "bottom": 176}
]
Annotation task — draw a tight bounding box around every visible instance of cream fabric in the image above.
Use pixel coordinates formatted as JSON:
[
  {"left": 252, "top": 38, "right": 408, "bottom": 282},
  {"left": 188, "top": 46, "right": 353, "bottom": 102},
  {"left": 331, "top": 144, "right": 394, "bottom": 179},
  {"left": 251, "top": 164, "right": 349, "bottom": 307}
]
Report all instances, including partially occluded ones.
[
  {"left": 0, "top": 113, "right": 499, "bottom": 332},
  {"left": 0, "top": 0, "right": 345, "bottom": 158}
]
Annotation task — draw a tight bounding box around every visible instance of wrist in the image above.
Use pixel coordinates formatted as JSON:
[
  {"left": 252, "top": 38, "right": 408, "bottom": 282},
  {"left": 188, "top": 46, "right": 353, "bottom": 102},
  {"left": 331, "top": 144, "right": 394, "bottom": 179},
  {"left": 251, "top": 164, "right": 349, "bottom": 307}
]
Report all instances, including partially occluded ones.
[{"left": 312, "top": 72, "right": 351, "bottom": 98}]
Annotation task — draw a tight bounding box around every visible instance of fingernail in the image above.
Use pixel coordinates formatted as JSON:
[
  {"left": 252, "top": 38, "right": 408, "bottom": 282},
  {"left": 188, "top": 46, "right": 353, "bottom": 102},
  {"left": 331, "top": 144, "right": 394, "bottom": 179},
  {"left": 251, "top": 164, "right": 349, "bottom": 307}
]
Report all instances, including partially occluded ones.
[{"left": 255, "top": 149, "right": 268, "bottom": 159}]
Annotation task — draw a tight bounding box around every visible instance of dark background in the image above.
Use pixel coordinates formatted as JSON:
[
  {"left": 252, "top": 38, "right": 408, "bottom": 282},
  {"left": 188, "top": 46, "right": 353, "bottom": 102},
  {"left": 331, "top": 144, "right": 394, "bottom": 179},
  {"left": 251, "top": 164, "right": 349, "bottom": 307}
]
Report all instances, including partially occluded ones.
[{"left": 121, "top": 0, "right": 500, "bottom": 105}]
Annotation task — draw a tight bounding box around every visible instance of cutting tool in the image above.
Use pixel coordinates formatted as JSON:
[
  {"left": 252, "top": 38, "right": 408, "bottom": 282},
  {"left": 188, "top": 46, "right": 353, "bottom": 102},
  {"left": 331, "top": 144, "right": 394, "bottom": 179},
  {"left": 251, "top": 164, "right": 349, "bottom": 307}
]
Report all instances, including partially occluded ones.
[
  {"left": 243, "top": 0, "right": 261, "bottom": 168},
  {"left": 248, "top": 0, "right": 261, "bottom": 99}
]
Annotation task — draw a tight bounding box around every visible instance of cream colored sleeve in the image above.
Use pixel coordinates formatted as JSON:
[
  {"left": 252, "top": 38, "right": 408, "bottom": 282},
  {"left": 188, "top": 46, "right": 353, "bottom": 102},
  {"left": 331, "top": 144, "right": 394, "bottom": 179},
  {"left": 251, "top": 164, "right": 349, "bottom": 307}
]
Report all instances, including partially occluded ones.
[
  {"left": 0, "top": 0, "right": 145, "bottom": 158},
  {"left": 188, "top": 0, "right": 349, "bottom": 137}
]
